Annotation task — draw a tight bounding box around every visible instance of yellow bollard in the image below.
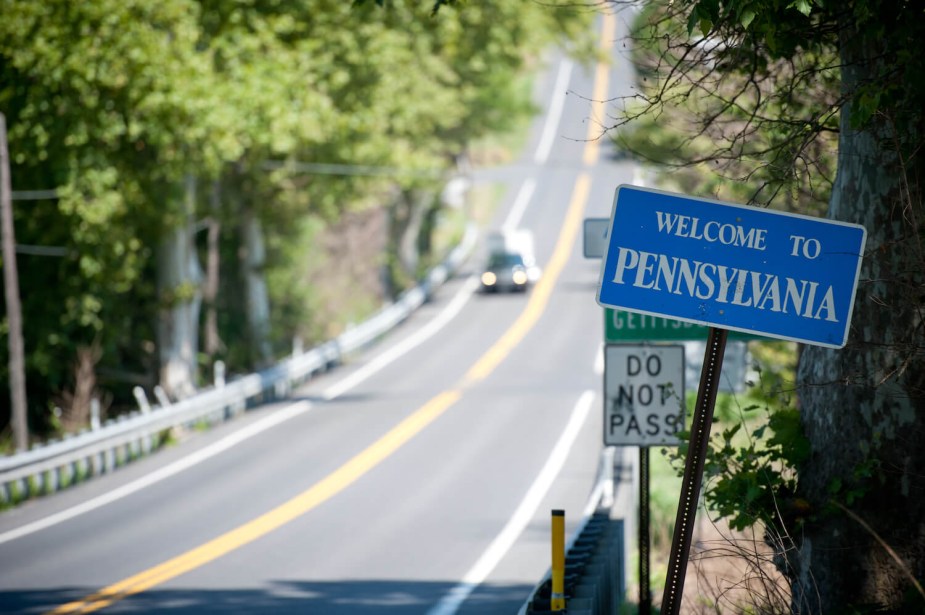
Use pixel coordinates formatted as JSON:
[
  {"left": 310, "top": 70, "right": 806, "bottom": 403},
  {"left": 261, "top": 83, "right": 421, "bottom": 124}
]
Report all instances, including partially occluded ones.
[{"left": 551, "top": 509, "right": 566, "bottom": 611}]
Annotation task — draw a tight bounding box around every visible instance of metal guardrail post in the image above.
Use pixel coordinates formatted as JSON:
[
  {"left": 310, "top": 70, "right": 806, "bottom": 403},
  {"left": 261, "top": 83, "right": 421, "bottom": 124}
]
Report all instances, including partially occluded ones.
[
  {"left": 153, "top": 386, "right": 171, "bottom": 408},
  {"left": 133, "top": 386, "right": 151, "bottom": 414},
  {"left": 90, "top": 398, "right": 101, "bottom": 431},
  {"left": 214, "top": 360, "right": 226, "bottom": 388},
  {"left": 520, "top": 447, "right": 630, "bottom": 615}
]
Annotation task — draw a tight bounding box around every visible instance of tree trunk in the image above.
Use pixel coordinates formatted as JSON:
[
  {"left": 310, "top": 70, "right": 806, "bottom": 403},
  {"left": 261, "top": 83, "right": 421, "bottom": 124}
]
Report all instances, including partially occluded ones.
[
  {"left": 60, "top": 343, "right": 101, "bottom": 431},
  {"left": 386, "top": 188, "right": 429, "bottom": 295},
  {"left": 790, "top": 13, "right": 925, "bottom": 613},
  {"left": 0, "top": 112, "right": 28, "bottom": 451},
  {"left": 156, "top": 175, "right": 203, "bottom": 400},
  {"left": 203, "top": 180, "right": 222, "bottom": 358},
  {"left": 240, "top": 205, "right": 272, "bottom": 366}
]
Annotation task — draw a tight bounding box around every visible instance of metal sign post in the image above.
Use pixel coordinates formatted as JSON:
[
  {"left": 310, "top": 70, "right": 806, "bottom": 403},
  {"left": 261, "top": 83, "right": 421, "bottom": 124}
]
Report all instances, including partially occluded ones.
[
  {"left": 659, "top": 327, "right": 728, "bottom": 615},
  {"left": 603, "top": 344, "right": 685, "bottom": 613},
  {"left": 639, "top": 446, "right": 651, "bottom": 615}
]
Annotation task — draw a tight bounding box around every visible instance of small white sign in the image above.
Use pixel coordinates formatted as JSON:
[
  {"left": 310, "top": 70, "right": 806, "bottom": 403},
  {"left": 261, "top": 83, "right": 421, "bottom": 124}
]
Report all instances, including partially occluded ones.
[
  {"left": 604, "top": 344, "right": 685, "bottom": 447},
  {"left": 583, "top": 218, "right": 610, "bottom": 258},
  {"left": 684, "top": 340, "right": 748, "bottom": 394}
]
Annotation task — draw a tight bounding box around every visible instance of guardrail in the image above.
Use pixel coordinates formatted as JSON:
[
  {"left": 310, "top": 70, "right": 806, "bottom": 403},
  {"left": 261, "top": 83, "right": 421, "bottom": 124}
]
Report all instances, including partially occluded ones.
[
  {"left": 522, "top": 513, "right": 625, "bottom": 615},
  {"left": 518, "top": 447, "right": 628, "bottom": 615},
  {"left": 0, "top": 224, "right": 477, "bottom": 505}
]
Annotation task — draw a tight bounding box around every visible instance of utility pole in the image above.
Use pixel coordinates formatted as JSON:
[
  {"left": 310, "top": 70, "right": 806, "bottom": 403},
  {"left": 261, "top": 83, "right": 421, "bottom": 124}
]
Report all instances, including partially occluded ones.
[{"left": 0, "top": 112, "right": 28, "bottom": 452}]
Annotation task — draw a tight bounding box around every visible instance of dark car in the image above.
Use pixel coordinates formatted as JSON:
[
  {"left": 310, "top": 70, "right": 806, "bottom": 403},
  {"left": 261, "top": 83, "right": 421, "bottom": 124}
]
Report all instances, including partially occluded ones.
[{"left": 481, "top": 252, "right": 530, "bottom": 293}]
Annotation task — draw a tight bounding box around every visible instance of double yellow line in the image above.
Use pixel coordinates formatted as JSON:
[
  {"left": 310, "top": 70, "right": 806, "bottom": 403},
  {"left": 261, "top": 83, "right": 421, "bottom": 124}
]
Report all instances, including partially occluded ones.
[
  {"left": 50, "top": 175, "right": 591, "bottom": 615},
  {"left": 50, "top": 171, "right": 591, "bottom": 615},
  {"left": 50, "top": 12, "right": 613, "bottom": 614},
  {"left": 49, "top": 393, "right": 463, "bottom": 614}
]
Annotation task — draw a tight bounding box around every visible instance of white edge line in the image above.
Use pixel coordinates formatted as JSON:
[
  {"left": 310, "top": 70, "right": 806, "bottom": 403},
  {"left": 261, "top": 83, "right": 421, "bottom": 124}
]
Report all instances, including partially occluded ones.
[
  {"left": 427, "top": 389, "right": 595, "bottom": 615},
  {"left": 0, "top": 277, "right": 480, "bottom": 545},
  {"left": 0, "top": 400, "right": 312, "bottom": 546},
  {"left": 501, "top": 178, "right": 536, "bottom": 232},
  {"left": 321, "top": 276, "right": 478, "bottom": 400},
  {"left": 534, "top": 59, "right": 573, "bottom": 165},
  {"left": 504, "top": 58, "right": 570, "bottom": 234}
]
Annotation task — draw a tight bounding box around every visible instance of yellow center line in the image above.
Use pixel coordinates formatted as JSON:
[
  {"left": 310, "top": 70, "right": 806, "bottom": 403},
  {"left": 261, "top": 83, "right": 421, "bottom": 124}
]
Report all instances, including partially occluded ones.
[
  {"left": 50, "top": 173, "right": 589, "bottom": 615},
  {"left": 463, "top": 172, "right": 591, "bottom": 384},
  {"left": 53, "top": 170, "right": 591, "bottom": 615},
  {"left": 48, "top": 390, "right": 463, "bottom": 614},
  {"left": 48, "top": 11, "right": 615, "bottom": 614}
]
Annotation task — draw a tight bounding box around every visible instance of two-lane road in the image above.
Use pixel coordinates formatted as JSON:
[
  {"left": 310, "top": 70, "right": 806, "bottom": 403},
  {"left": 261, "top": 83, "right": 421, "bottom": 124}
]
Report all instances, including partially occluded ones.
[{"left": 0, "top": 9, "right": 641, "bottom": 614}]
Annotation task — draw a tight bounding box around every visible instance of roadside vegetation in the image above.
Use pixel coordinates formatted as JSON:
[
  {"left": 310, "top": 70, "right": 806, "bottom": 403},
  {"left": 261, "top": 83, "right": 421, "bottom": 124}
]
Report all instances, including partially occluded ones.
[
  {"left": 631, "top": 342, "right": 798, "bottom": 614},
  {"left": 616, "top": 1, "right": 925, "bottom": 613}
]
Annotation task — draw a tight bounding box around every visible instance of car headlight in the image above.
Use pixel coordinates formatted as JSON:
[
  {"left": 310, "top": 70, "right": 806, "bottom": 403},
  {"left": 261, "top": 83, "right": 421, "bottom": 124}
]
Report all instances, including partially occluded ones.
[
  {"left": 481, "top": 271, "right": 497, "bottom": 286},
  {"left": 512, "top": 270, "right": 528, "bottom": 285}
]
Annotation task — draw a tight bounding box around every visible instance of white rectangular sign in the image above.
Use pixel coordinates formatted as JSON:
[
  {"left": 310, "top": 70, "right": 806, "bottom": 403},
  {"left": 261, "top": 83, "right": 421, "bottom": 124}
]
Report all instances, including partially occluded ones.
[{"left": 604, "top": 344, "right": 685, "bottom": 447}]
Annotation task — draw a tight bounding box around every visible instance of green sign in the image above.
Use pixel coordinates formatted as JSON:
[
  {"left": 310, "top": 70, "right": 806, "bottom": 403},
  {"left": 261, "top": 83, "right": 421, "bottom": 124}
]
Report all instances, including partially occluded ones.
[{"left": 604, "top": 308, "right": 765, "bottom": 342}]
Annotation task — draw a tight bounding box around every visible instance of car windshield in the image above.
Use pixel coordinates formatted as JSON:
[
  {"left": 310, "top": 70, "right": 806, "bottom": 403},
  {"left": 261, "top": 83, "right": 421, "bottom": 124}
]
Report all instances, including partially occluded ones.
[{"left": 487, "top": 253, "right": 525, "bottom": 269}]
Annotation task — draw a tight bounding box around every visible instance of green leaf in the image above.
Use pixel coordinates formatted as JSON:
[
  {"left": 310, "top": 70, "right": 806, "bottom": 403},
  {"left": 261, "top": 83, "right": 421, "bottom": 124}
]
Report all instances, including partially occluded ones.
[
  {"left": 686, "top": 7, "right": 701, "bottom": 36},
  {"left": 699, "top": 18, "right": 712, "bottom": 37},
  {"left": 789, "top": 0, "right": 812, "bottom": 16},
  {"left": 740, "top": 9, "right": 756, "bottom": 29},
  {"left": 722, "top": 423, "right": 742, "bottom": 443}
]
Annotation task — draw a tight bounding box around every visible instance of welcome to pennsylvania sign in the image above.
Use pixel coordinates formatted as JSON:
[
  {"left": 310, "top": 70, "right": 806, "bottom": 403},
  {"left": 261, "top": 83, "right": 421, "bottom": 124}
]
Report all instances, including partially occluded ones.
[{"left": 596, "top": 185, "right": 867, "bottom": 348}]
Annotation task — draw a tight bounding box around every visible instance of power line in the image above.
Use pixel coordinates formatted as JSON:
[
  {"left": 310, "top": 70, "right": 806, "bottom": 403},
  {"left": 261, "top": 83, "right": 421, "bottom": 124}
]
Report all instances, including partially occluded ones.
[
  {"left": 261, "top": 160, "right": 443, "bottom": 178},
  {"left": 16, "top": 244, "right": 68, "bottom": 257},
  {"left": 11, "top": 189, "right": 58, "bottom": 201}
]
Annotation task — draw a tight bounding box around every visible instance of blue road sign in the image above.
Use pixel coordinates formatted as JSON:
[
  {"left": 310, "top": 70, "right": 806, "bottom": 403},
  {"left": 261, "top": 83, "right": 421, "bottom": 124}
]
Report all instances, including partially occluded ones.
[{"left": 596, "top": 185, "right": 867, "bottom": 348}]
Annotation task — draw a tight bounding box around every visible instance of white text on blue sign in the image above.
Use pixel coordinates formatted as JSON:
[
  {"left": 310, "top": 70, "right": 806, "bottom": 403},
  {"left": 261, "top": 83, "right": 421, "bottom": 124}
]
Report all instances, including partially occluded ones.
[{"left": 596, "top": 185, "right": 866, "bottom": 348}]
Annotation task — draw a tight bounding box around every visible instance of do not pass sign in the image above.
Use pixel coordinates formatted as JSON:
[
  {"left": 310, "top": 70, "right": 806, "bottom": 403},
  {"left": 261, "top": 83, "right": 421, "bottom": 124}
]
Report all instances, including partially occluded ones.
[{"left": 604, "top": 344, "right": 685, "bottom": 447}]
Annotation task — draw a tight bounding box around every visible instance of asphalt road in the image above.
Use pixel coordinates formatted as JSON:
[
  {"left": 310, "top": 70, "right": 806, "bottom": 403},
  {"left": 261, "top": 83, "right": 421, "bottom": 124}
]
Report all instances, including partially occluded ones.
[{"left": 0, "top": 8, "right": 642, "bottom": 615}]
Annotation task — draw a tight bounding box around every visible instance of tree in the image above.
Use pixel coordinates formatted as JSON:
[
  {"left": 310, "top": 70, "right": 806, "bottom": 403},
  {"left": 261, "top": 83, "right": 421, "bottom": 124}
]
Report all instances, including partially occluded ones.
[
  {"left": 0, "top": 0, "right": 211, "bottom": 426},
  {"left": 0, "top": 112, "right": 27, "bottom": 451},
  {"left": 620, "top": 1, "right": 925, "bottom": 612}
]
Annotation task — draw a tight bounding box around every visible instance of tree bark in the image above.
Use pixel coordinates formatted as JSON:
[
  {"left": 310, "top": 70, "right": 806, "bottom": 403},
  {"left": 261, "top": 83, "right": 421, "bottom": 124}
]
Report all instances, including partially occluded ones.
[
  {"left": 156, "top": 175, "right": 203, "bottom": 400},
  {"left": 203, "top": 180, "right": 222, "bottom": 358},
  {"left": 0, "top": 112, "right": 28, "bottom": 451},
  {"left": 240, "top": 205, "right": 272, "bottom": 366},
  {"left": 791, "top": 12, "right": 925, "bottom": 613},
  {"left": 386, "top": 188, "right": 430, "bottom": 295}
]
